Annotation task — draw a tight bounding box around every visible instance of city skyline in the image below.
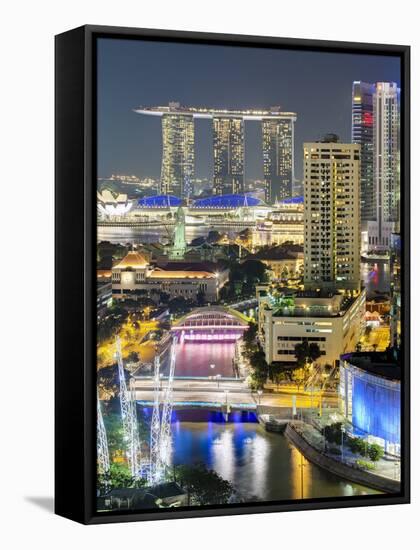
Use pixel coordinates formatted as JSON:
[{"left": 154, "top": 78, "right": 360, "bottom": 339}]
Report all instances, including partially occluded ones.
[
  {"left": 97, "top": 38, "right": 400, "bottom": 183},
  {"left": 95, "top": 36, "right": 403, "bottom": 513}
]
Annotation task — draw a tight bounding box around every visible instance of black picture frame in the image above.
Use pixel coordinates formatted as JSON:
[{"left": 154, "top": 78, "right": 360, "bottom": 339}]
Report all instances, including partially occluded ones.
[{"left": 55, "top": 24, "right": 410, "bottom": 525}]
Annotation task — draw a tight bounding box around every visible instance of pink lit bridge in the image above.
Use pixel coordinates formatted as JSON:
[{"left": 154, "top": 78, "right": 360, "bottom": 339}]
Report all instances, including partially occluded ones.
[{"left": 170, "top": 306, "right": 249, "bottom": 342}]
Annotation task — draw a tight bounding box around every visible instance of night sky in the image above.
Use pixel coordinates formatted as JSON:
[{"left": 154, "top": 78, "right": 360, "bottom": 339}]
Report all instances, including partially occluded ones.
[{"left": 97, "top": 38, "right": 400, "bottom": 183}]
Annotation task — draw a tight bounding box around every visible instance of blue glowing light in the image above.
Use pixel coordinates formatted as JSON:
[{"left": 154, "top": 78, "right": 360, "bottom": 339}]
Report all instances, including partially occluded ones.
[
  {"left": 352, "top": 374, "right": 400, "bottom": 444},
  {"left": 193, "top": 194, "right": 263, "bottom": 208},
  {"left": 137, "top": 195, "right": 182, "bottom": 208}
]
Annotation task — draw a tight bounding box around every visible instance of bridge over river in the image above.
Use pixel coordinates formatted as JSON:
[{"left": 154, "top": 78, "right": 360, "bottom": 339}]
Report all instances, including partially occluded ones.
[{"left": 134, "top": 306, "right": 338, "bottom": 412}]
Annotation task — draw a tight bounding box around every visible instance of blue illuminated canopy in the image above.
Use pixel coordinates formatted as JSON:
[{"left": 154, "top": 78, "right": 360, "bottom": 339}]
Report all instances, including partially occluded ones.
[
  {"left": 137, "top": 195, "right": 182, "bottom": 207},
  {"left": 193, "top": 194, "right": 263, "bottom": 208},
  {"left": 281, "top": 195, "right": 303, "bottom": 204}
]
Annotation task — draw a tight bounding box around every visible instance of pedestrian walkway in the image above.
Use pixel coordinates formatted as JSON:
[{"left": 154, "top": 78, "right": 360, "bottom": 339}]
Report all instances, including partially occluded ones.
[{"left": 294, "top": 420, "right": 400, "bottom": 482}]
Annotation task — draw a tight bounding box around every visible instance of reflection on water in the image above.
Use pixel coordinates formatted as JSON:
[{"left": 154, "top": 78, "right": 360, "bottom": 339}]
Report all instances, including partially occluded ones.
[
  {"left": 159, "top": 412, "right": 380, "bottom": 502},
  {"left": 98, "top": 225, "right": 239, "bottom": 244},
  {"left": 172, "top": 341, "right": 236, "bottom": 378},
  {"left": 361, "top": 261, "right": 390, "bottom": 296}
]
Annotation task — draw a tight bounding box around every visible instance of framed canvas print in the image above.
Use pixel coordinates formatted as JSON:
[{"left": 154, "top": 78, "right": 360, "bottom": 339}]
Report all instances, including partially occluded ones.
[{"left": 55, "top": 25, "right": 410, "bottom": 524}]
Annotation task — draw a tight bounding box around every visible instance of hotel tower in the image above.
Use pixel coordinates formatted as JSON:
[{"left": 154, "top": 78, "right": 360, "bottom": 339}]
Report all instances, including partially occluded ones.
[{"left": 135, "top": 103, "right": 296, "bottom": 202}]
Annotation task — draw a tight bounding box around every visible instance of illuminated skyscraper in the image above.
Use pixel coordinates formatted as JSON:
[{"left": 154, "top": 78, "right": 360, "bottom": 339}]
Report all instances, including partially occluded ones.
[
  {"left": 135, "top": 104, "right": 296, "bottom": 199},
  {"left": 352, "top": 82, "right": 400, "bottom": 249},
  {"left": 352, "top": 81, "right": 375, "bottom": 221},
  {"left": 303, "top": 136, "right": 361, "bottom": 292},
  {"left": 213, "top": 117, "right": 244, "bottom": 195},
  {"left": 262, "top": 115, "right": 295, "bottom": 204},
  {"left": 160, "top": 106, "right": 194, "bottom": 198},
  {"left": 373, "top": 82, "right": 400, "bottom": 226}
]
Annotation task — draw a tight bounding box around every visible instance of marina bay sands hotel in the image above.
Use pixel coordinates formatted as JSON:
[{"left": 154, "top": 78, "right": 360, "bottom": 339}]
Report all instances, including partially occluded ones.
[{"left": 135, "top": 103, "right": 297, "bottom": 204}]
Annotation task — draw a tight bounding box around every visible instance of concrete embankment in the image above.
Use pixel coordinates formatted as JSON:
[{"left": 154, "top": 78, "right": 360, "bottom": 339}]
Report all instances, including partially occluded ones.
[{"left": 285, "top": 423, "right": 400, "bottom": 494}]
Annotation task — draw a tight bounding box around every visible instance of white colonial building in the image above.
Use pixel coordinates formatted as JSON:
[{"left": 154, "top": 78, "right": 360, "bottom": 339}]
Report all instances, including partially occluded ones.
[{"left": 111, "top": 250, "right": 227, "bottom": 302}]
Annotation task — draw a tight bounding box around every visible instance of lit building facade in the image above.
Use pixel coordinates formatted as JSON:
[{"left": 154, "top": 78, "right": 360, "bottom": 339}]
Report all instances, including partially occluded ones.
[
  {"left": 372, "top": 82, "right": 400, "bottom": 248},
  {"left": 97, "top": 281, "right": 112, "bottom": 320},
  {"left": 352, "top": 81, "right": 375, "bottom": 222},
  {"left": 135, "top": 104, "right": 296, "bottom": 200},
  {"left": 352, "top": 82, "right": 400, "bottom": 250},
  {"left": 258, "top": 289, "right": 366, "bottom": 366},
  {"left": 262, "top": 116, "right": 295, "bottom": 203},
  {"left": 97, "top": 190, "right": 133, "bottom": 219},
  {"left": 160, "top": 108, "right": 194, "bottom": 198},
  {"left": 390, "top": 232, "right": 401, "bottom": 349},
  {"left": 339, "top": 353, "right": 400, "bottom": 456},
  {"left": 303, "top": 137, "right": 361, "bottom": 292},
  {"left": 111, "top": 250, "right": 228, "bottom": 302},
  {"left": 213, "top": 117, "right": 244, "bottom": 195}
]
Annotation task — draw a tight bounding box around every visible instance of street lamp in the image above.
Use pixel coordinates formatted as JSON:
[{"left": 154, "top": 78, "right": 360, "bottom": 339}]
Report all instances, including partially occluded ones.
[
  {"left": 257, "top": 389, "right": 263, "bottom": 405},
  {"left": 216, "top": 374, "right": 221, "bottom": 388},
  {"left": 224, "top": 389, "right": 230, "bottom": 413}
]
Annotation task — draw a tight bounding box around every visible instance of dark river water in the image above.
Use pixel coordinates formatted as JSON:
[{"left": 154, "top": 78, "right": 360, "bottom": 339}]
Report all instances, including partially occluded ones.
[{"left": 140, "top": 409, "right": 379, "bottom": 502}]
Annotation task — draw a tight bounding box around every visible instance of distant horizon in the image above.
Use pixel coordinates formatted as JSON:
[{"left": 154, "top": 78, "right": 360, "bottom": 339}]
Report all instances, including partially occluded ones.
[{"left": 97, "top": 38, "right": 400, "bottom": 183}]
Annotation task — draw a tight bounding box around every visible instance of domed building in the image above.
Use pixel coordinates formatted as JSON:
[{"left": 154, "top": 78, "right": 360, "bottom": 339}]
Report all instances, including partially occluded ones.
[
  {"left": 193, "top": 193, "right": 263, "bottom": 209},
  {"left": 137, "top": 195, "right": 182, "bottom": 208}
]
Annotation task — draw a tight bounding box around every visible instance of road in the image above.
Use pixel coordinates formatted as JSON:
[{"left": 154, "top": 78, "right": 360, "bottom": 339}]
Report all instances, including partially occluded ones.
[{"left": 133, "top": 378, "right": 338, "bottom": 409}]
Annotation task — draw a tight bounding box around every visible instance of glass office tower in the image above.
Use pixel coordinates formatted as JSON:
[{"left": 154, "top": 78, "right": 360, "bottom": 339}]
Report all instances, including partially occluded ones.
[{"left": 352, "top": 81, "right": 376, "bottom": 222}]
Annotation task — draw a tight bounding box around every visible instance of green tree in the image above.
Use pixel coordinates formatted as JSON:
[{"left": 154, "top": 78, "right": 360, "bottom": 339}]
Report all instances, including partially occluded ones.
[
  {"left": 243, "top": 321, "right": 258, "bottom": 352},
  {"left": 367, "top": 443, "right": 384, "bottom": 462},
  {"left": 249, "top": 348, "right": 269, "bottom": 389},
  {"left": 324, "top": 423, "right": 343, "bottom": 446},
  {"left": 294, "top": 340, "right": 322, "bottom": 368},
  {"left": 97, "top": 364, "right": 129, "bottom": 399},
  {"left": 173, "top": 464, "right": 234, "bottom": 506},
  {"left": 97, "top": 463, "right": 147, "bottom": 495},
  {"left": 168, "top": 296, "right": 191, "bottom": 314}
]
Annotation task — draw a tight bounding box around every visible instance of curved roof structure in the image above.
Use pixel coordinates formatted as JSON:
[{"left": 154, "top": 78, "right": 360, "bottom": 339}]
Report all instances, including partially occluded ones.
[
  {"left": 137, "top": 195, "right": 182, "bottom": 208},
  {"left": 280, "top": 196, "right": 303, "bottom": 205},
  {"left": 193, "top": 194, "right": 263, "bottom": 208},
  {"left": 171, "top": 306, "right": 250, "bottom": 329}
]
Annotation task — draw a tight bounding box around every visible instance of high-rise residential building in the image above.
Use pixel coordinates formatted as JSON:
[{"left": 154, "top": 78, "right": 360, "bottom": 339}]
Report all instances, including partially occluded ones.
[
  {"left": 352, "top": 81, "right": 375, "bottom": 221},
  {"left": 262, "top": 115, "right": 295, "bottom": 203},
  {"left": 373, "top": 82, "right": 400, "bottom": 226},
  {"left": 213, "top": 117, "right": 244, "bottom": 195},
  {"left": 160, "top": 109, "right": 194, "bottom": 198},
  {"left": 303, "top": 136, "right": 361, "bottom": 293}
]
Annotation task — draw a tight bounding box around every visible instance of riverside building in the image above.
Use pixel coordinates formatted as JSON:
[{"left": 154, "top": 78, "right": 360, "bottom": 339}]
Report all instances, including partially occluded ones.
[
  {"left": 303, "top": 136, "right": 361, "bottom": 293},
  {"left": 258, "top": 288, "right": 366, "bottom": 367}
]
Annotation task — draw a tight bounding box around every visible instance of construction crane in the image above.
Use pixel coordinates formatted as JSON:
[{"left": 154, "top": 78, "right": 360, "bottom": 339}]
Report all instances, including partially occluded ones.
[
  {"left": 159, "top": 336, "right": 178, "bottom": 469},
  {"left": 97, "top": 391, "right": 110, "bottom": 477},
  {"left": 115, "top": 337, "right": 141, "bottom": 478}
]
